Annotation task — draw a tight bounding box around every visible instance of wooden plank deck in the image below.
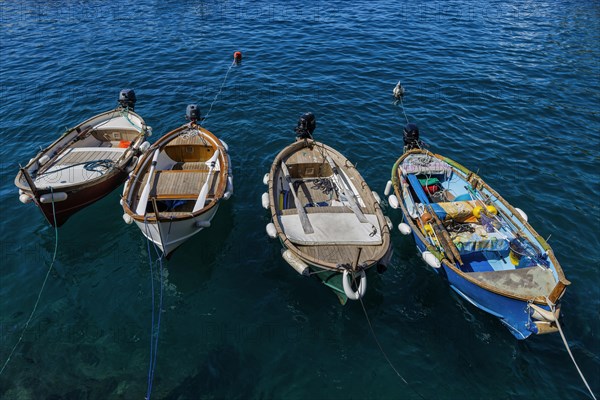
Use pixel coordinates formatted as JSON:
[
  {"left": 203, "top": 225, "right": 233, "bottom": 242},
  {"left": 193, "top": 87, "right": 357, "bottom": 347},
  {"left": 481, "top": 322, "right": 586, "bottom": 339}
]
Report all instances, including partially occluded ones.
[
  {"left": 142, "top": 169, "right": 218, "bottom": 200},
  {"left": 58, "top": 148, "right": 124, "bottom": 165}
]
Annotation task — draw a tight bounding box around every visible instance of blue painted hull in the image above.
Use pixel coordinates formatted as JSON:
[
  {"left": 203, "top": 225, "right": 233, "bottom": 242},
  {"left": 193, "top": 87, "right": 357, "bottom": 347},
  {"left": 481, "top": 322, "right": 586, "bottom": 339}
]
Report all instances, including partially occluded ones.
[
  {"left": 409, "top": 222, "right": 542, "bottom": 339},
  {"left": 392, "top": 150, "right": 569, "bottom": 339}
]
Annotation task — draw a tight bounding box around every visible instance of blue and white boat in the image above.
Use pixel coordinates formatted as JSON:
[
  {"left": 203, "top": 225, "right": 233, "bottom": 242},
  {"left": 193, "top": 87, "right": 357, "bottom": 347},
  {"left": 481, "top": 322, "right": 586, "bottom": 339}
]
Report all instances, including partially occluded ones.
[{"left": 385, "top": 123, "right": 570, "bottom": 339}]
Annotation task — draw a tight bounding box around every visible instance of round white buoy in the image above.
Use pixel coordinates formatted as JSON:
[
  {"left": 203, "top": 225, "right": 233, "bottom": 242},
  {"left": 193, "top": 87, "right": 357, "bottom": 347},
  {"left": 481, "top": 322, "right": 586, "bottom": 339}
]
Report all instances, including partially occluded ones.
[
  {"left": 385, "top": 216, "right": 393, "bottom": 230},
  {"left": 224, "top": 176, "right": 234, "bottom": 200},
  {"left": 220, "top": 139, "right": 229, "bottom": 152},
  {"left": 398, "top": 222, "right": 412, "bottom": 235},
  {"left": 342, "top": 269, "right": 367, "bottom": 300},
  {"left": 261, "top": 192, "right": 270, "bottom": 209},
  {"left": 372, "top": 191, "right": 381, "bottom": 204},
  {"left": 388, "top": 194, "right": 399, "bottom": 209},
  {"left": 19, "top": 194, "right": 32, "bottom": 204},
  {"left": 262, "top": 173, "right": 269, "bottom": 185},
  {"left": 39, "top": 192, "right": 68, "bottom": 203},
  {"left": 266, "top": 223, "right": 277, "bottom": 239},
  {"left": 122, "top": 213, "right": 133, "bottom": 224},
  {"left": 422, "top": 251, "right": 441, "bottom": 269},
  {"left": 282, "top": 250, "right": 309, "bottom": 276},
  {"left": 515, "top": 207, "right": 528, "bottom": 222},
  {"left": 139, "top": 141, "right": 151, "bottom": 153},
  {"left": 38, "top": 154, "right": 50, "bottom": 166},
  {"left": 384, "top": 180, "right": 393, "bottom": 196}
]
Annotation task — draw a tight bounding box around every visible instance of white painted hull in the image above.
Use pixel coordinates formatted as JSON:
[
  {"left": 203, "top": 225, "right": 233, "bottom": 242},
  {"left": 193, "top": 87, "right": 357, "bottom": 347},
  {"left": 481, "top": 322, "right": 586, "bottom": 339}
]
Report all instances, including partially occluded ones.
[{"left": 135, "top": 204, "right": 220, "bottom": 256}]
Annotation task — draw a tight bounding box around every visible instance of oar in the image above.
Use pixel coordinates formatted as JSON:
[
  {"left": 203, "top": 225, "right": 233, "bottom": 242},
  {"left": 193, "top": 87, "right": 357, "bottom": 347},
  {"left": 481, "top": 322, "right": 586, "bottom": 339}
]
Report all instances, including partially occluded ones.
[
  {"left": 325, "top": 154, "right": 368, "bottom": 223},
  {"left": 136, "top": 149, "right": 160, "bottom": 215},
  {"left": 193, "top": 148, "right": 220, "bottom": 212},
  {"left": 281, "top": 161, "right": 314, "bottom": 234}
]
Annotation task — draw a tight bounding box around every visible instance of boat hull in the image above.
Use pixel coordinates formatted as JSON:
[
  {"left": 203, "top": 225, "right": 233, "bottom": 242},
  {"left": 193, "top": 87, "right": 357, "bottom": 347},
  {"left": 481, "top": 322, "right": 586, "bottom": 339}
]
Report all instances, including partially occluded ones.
[
  {"left": 266, "top": 138, "right": 392, "bottom": 302},
  {"left": 134, "top": 204, "right": 220, "bottom": 256},
  {"left": 407, "top": 223, "right": 557, "bottom": 339},
  {"left": 391, "top": 149, "right": 568, "bottom": 339},
  {"left": 15, "top": 108, "right": 147, "bottom": 227},
  {"left": 26, "top": 169, "right": 127, "bottom": 227}
]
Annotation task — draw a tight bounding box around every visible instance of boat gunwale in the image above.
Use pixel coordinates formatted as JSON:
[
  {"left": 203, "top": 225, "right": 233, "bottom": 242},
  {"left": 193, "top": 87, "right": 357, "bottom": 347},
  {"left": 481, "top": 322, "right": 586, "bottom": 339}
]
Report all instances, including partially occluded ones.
[
  {"left": 268, "top": 139, "right": 391, "bottom": 271},
  {"left": 15, "top": 108, "right": 147, "bottom": 194},
  {"left": 122, "top": 124, "right": 229, "bottom": 223},
  {"left": 392, "top": 148, "right": 570, "bottom": 304}
]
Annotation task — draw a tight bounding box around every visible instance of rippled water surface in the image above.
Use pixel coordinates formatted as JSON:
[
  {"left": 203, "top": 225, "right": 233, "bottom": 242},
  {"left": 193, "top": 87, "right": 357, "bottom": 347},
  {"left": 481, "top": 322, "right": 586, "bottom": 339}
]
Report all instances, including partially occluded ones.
[{"left": 1, "top": 1, "right": 599, "bottom": 399}]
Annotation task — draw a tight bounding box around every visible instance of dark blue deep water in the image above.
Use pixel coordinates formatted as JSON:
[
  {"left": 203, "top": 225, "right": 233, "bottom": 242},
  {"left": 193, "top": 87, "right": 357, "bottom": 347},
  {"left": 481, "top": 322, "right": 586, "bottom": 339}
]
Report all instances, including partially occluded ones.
[{"left": 1, "top": 1, "right": 599, "bottom": 399}]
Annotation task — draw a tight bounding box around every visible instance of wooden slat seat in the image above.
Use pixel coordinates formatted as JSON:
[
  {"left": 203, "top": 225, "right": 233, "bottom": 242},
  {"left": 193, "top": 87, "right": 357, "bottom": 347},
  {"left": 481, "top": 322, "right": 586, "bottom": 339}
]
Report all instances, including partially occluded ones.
[{"left": 144, "top": 169, "right": 217, "bottom": 200}]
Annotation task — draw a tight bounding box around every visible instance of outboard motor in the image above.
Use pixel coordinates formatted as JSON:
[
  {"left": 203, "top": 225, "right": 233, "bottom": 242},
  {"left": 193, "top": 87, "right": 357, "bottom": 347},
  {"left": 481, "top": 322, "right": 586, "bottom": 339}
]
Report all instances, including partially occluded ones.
[
  {"left": 186, "top": 104, "right": 201, "bottom": 123},
  {"left": 403, "top": 123, "right": 420, "bottom": 151},
  {"left": 118, "top": 89, "right": 137, "bottom": 110},
  {"left": 295, "top": 112, "right": 316, "bottom": 140}
]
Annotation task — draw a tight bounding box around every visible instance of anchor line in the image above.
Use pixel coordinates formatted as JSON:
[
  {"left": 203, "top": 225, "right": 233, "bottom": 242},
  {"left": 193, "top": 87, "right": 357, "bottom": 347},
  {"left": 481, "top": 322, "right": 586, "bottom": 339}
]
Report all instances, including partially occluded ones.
[
  {"left": 144, "top": 217, "right": 172, "bottom": 400},
  {"left": 352, "top": 274, "right": 427, "bottom": 400},
  {"left": 201, "top": 60, "right": 236, "bottom": 126},
  {"left": 398, "top": 96, "right": 410, "bottom": 124},
  {"left": 547, "top": 299, "right": 597, "bottom": 400},
  {"left": 0, "top": 187, "right": 59, "bottom": 376}
]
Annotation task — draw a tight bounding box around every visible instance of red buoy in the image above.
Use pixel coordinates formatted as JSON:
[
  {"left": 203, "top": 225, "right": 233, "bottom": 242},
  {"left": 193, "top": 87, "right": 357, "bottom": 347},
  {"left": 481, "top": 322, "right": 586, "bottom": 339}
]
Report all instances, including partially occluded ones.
[{"left": 234, "top": 51, "right": 242, "bottom": 63}]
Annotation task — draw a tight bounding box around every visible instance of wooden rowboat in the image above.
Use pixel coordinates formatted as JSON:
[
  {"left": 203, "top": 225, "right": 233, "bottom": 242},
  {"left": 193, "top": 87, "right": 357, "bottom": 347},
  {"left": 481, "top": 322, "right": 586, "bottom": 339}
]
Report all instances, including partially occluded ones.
[
  {"left": 386, "top": 123, "right": 570, "bottom": 339},
  {"left": 15, "top": 90, "right": 150, "bottom": 227},
  {"left": 121, "top": 105, "right": 233, "bottom": 256},
  {"left": 263, "top": 113, "right": 392, "bottom": 304}
]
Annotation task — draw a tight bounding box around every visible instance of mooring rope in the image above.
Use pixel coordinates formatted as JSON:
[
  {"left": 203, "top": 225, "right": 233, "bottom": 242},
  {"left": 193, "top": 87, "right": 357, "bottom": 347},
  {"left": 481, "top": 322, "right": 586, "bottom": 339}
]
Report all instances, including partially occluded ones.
[
  {"left": 399, "top": 96, "right": 410, "bottom": 124},
  {"left": 547, "top": 299, "right": 597, "bottom": 400},
  {"left": 0, "top": 187, "right": 59, "bottom": 376},
  {"left": 143, "top": 217, "right": 169, "bottom": 400},
  {"left": 355, "top": 282, "right": 427, "bottom": 400},
  {"left": 201, "top": 60, "right": 236, "bottom": 126}
]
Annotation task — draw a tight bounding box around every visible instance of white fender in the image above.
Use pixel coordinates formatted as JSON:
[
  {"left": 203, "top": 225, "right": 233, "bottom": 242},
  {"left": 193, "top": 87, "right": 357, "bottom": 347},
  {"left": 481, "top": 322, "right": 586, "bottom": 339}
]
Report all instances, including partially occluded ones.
[
  {"left": 38, "top": 154, "right": 50, "bottom": 166},
  {"left": 139, "top": 141, "right": 151, "bottom": 153},
  {"left": 342, "top": 269, "right": 367, "bottom": 300},
  {"left": 266, "top": 223, "right": 277, "bottom": 239},
  {"left": 261, "top": 192, "right": 269, "bottom": 209},
  {"left": 372, "top": 191, "right": 381, "bottom": 204},
  {"left": 39, "top": 192, "right": 68, "bottom": 203},
  {"left": 422, "top": 251, "right": 441, "bottom": 269},
  {"left": 282, "top": 250, "right": 310, "bottom": 276},
  {"left": 262, "top": 173, "right": 269, "bottom": 185},
  {"left": 122, "top": 213, "right": 133, "bottom": 224},
  {"left": 388, "top": 194, "right": 399, "bottom": 209},
  {"left": 384, "top": 180, "right": 393, "bottom": 196},
  {"left": 224, "top": 175, "right": 234, "bottom": 200},
  {"left": 195, "top": 220, "right": 211, "bottom": 228},
  {"left": 515, "top": 207, "right": 528, "bottom": 222},
  {"left": 19, "top": 194, "right": 33, "bottom": 204},
  {"left": 220, "top": 139, "right": 229, "bottom": 152},
  {"left": 398, "top": 222, "right": 412, "bottom": 235},
  {"left": 385, "top": 216, "right": 393, "bottom": 230}
]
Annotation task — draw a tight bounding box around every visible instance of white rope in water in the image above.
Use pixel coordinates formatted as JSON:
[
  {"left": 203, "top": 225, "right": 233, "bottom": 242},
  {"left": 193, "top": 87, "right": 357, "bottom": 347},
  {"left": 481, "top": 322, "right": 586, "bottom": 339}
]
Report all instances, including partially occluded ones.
[
  {"left": 0, "top": 189, "right": 59, "bottom": 376},
  {"left": 201, "top": 60, "right": 235, "bottom": 126},
  {"left": 144, "top": 216, "right": 170, "bottom": 400},
  {"left": 547, "top": 299, "right": 597, "bottom": 400},
  {"left": 399, "top": 96, "right": 410, "bottom": 124},
  {"left": 354, "top": 277, "right": 427, "bottom": 400}
]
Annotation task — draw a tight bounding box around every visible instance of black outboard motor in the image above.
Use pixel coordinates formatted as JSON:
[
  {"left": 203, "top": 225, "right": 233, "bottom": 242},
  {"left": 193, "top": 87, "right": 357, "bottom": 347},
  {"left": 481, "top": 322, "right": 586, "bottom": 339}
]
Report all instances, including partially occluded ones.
[
  {"left": 403, "top": 123, "right": 420, "bottom": 151},
  {"left": 118, "top": 89, "right": 137, "bottom": 110},
  {"left": 295, "top": 112, "right": 316, "bottom": 140},
  {"left": 186, "top": 104, "right": 201, "bottom": 123}
]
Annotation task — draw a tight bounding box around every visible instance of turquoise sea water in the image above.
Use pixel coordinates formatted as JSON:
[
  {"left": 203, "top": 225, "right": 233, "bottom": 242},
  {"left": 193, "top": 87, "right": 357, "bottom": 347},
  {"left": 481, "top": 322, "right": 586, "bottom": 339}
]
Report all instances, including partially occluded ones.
[{"left": 1, "top": 1, "right": 599, "bottom": 399}]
